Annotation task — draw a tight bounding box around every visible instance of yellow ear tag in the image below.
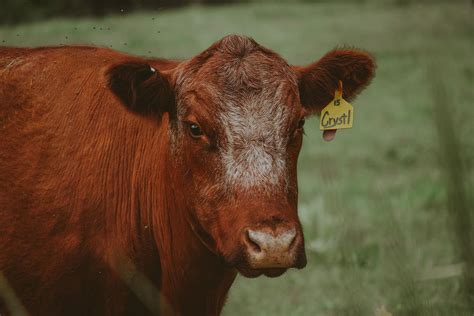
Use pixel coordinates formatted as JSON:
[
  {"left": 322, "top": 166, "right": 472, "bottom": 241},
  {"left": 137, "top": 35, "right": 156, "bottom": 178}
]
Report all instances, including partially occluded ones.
[{"left": 319, "top": 80, "right": 354, "bottom": 130}]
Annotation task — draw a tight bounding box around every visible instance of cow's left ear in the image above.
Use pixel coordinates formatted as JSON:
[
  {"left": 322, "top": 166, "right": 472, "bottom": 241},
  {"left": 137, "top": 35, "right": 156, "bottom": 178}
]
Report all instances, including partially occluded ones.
[
  {"left": 107, "top": 61, "right": 174, "bottom": 118},
  {"left": 293, "top": 49, "right": 376, "bottom": 115}
]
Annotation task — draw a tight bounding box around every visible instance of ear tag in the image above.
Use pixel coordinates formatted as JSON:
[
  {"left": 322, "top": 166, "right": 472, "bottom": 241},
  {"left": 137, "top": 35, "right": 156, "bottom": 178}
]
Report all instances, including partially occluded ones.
[{"left": 319, "top": 80, "right": 354, "bottom": 130}]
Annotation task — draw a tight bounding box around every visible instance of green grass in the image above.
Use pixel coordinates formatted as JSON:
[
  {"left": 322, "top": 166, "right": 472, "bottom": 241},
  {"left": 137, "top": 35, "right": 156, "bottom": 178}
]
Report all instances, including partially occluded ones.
[{"left": 1, "top": 2, "right": 473, "bottom": 315}]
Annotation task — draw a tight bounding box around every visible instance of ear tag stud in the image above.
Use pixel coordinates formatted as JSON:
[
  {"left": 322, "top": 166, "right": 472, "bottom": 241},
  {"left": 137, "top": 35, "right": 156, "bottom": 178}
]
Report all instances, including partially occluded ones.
[{"left": 319, "top": 80, "right": 354, "bottom": 131}]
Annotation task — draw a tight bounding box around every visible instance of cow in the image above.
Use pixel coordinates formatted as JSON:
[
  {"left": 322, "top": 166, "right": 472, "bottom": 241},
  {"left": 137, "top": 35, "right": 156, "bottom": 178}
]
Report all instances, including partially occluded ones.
[{"left": 0, "top": 35, "right": 375, "bottom": 315}]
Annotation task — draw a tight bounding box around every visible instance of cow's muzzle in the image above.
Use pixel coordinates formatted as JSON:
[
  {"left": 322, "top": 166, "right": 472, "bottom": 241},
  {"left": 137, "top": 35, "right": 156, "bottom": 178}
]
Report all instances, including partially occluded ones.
[{"left": 237, "top": 224, "right": 306, "bottom": 277}]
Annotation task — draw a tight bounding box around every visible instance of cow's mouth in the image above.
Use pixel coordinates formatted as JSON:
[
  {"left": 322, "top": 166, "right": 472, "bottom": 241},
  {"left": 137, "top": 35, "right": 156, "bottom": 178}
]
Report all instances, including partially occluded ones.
[{"left": 236, "top": 267, "right": 287, "bottom": 278}]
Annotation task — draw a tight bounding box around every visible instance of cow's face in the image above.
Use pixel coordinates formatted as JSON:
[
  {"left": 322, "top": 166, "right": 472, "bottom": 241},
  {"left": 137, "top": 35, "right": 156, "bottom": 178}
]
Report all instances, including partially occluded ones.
[
  {"left": 108, "top": 35, "right": 375, "bottom": 277},
  {"left": 170, "top": 37, "right": 306, "bottom": 277}
]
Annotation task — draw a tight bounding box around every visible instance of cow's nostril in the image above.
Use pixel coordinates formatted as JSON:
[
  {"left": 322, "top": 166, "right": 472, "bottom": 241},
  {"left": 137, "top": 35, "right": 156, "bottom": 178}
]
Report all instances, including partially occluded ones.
[
  {"left": 245, "top": 231, "right": 262, "bottom": 253},
  {"left": 281, "top": 228, "right": 297, "bottom": 248}
]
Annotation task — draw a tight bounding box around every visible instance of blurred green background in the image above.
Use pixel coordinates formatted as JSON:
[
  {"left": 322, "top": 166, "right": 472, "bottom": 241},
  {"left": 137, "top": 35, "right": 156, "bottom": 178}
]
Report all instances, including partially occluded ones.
[{"left": 1, "top": 1, "right": 473, "bottom": 315}]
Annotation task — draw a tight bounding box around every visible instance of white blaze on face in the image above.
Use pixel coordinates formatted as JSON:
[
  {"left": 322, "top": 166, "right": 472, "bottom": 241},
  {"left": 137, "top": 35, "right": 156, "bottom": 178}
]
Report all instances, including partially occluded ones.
[{"left": 219, "top": 88, "right": 290, "bottom": 191}]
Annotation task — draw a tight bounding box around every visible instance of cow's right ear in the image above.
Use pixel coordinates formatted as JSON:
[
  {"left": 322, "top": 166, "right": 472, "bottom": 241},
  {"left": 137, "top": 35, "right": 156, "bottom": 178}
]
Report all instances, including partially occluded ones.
[{"left": 107, "top": 61, "right": 174, "bottom": 118}]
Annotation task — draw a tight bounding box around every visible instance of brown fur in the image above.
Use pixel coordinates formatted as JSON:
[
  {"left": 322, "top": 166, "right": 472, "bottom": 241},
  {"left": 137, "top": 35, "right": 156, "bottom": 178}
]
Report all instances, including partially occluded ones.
[{"left": 0, "top": 36, "right": 375, "bottom": 315}]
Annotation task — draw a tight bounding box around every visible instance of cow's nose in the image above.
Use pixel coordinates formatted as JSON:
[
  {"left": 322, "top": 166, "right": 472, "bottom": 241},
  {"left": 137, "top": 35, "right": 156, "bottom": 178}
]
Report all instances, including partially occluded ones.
[{"left": 243, "top": 227, "right": 304, "bottom": 269}]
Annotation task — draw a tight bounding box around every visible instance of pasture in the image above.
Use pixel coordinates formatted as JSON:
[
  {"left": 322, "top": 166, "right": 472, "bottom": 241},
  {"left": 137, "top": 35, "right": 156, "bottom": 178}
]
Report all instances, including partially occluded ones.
[{"left": 0, "top": 1, "right": 472, "bottom": 315}]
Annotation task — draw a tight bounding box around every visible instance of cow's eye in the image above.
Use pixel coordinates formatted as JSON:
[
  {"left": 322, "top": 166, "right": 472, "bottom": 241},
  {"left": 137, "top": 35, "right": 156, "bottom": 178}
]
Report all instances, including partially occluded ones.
[
  {"left": 297, "top": 118, "right": 306, "bottom": 129},
  {"left": 189, "top": 123, "right": 203, "bottom": 138}
]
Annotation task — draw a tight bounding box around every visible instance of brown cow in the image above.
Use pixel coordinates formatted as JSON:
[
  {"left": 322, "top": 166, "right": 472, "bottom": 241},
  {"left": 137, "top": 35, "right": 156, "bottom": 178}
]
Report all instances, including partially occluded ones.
[{"left": 0, "top": 35, "right": 375, "bottom": 315}]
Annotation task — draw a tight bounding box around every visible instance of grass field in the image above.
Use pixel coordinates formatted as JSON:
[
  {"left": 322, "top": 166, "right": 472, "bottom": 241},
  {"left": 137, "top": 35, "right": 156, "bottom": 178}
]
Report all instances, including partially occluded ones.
[{"left": 1, "top": 1, "right": 473, "bottom": 315}]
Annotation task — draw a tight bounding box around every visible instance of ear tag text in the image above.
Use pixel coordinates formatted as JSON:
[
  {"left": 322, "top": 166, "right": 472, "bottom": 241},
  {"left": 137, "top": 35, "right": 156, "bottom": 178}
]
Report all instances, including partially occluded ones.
[{"left": 319, "top": 80, "right": 354, "bottom": 130}]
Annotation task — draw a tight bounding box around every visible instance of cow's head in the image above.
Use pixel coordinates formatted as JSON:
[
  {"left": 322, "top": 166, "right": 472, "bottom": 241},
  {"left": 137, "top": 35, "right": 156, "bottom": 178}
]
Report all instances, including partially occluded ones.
[{"left": 108, "top": 35, "right": 375, "bottom": 277}]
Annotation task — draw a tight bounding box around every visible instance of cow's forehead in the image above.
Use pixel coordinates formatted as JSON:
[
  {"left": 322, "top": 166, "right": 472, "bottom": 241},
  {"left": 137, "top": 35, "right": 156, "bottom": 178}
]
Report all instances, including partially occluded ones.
[
  {"left": 176, "top": 35, "right": 300, "bottom": 127},
  {"left": 218, "top": 88, "right": 293, "bottom": 191},
  {"left": 176, "top": 35, "right": 298, "bottom": 102}
]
